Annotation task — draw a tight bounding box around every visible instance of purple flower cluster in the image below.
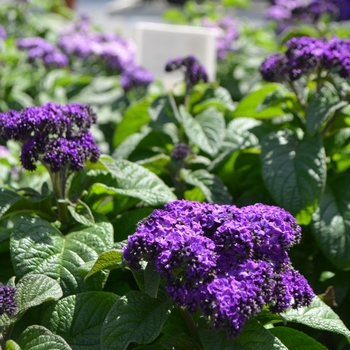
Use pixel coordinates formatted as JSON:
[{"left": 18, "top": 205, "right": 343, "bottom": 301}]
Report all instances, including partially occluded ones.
[
  {"left": 16, "top": 37, "right": 69, "bottom": 69},
  {"left": 0, "top": 103, "right": 100, "bottom": 172},
  {"left": 171, "top": 143, "right": 191, "bottom": 161},
  {"left": 265, "top": 0, "right": 349, "bottom": 31},
  {"left": 165, "top": 55, "right": 208, "bottom": 90},
  {"left": 0, "top": 25, "right": 7, "bottom": 40},
  {"left": 120, "top": 65, "right": 154, "bottom": 91},
  {"left": 260, "top": 36, "right": 350, "bottom": 82},
  {"left": 202, "top": 16, "right": 239, "bottom": 60},
  {"left": 124, "top": 200, "right": 314, "bottom": 338},
  {"left": 58, "top": 16, "right": 153, "bottom": 90},
  {"left": 0, "top": 285, "right": 17, "bottom": 317}
]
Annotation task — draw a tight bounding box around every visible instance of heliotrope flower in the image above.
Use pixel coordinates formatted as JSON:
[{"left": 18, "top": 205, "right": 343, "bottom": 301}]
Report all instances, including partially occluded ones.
[
  {"left": 0, "top": 285, "right": 17, "bottom": 317},
  {"left": 0, "top": 25, "right": 7, "bottom": 40},
  {"left": 0, "top": 103, "right": 100, "bottom": 172},
  {"left": 165, "top": 55, "right": 208, "bottom": 91},
  {"left": 123, "top": 200, "right": 314, "bottom": 338},
  {"left": 58, "top": 15, "right": 153, "bottom": 90},
  {"left": 16, "top": 37, "right": 69, "bottom": 69},
  {"left": 265, "top": 0, "right": 345, "bottom": 32},
  {"left": 202, "top": 16, "right": 238, "bottom": 60},
  {"left": 260, "top": 35, "right": 350, "bottom": 83},
  {"left": 171, "top": 143, "right": 191, "bottom": 161}
]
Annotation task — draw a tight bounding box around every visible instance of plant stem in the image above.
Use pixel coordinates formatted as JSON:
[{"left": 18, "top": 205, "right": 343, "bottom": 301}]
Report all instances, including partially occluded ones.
[
  {"left": 172, "top": 159, "right": 186, "bottom": 199},
  {"left": 44, "top": 163, "right": 69, "bottom": 225}
]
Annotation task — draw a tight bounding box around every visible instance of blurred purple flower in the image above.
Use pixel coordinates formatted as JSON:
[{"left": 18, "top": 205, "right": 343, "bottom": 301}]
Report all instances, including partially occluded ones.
[
  {"left": 171, "top": 143, "right": 191, "bottom": 161},
  {"left": 165, "top": 55, "right": 208, "bottom": 91},
  {"left": 16, "top": 37, "right": 68, "bottom": 68},
  {"left": 202, "top": 16, "right": 238, "bottom": 60},
  {"left": 260, "top": 35, "right": 350, "bottom": 82},
  {"left": 0, "top": 25, "right": 7, "bottom": 40},
  {"left": 265, "top": 0, "right": 346, "bottom": 31}
]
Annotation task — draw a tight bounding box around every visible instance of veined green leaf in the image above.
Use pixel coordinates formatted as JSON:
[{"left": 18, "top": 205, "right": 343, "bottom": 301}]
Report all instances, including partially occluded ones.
[
  {"left": 181, "top": 169, "right": 232, "bottom": 204},
  {"left": 84, "top": 249, "right": 123, "bottom": 280},
  {"left": 261, "top": 130, "right": 326, "bottom": 224},
  {"left": 269, "top": 327, "right": 328, "bottom": 349},
  {"left": 10, "top": 215, "right": 113, "bottom": 296},
  {"left": 180, "top": 106, "right": 225, "bottom": 157},
  {"left": 42, "top": 292, "right": 119, "bottom": 350},
  {"left": 283, "top": 297, "right": 350, "bottom": 338},
  {"left": 199, "top": 319, "right": 288, "bottom": 350},
  {"left": 311, "top": 174, "right": 350, "bottom": 269},
  {"left": 101, "top": 291, "right": 172, "bottom": 350},
  {"left": 113, "top": 98, "right": 151, "bottom": 147},
  {"left": 306, "top": 88, "right": 347, "bottom": 134},
  {"left": 232, "top": 84, "right": 285, "bottom": 119},
  {"left": 17, "top": 325, "right": 72, "bottom": 350}
]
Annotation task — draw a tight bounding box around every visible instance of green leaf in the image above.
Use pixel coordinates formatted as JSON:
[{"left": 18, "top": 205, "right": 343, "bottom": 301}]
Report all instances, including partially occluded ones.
[
  {"left": 257, "top": 88, "right": 295, "bottom": 112},
  {"left": 0, "top": 274, "right": 63, "bottom": 327},
  {"left": 261, "top": 130, "right": 326, "bottom": 224},
  {"left": 269, "top": 327, "right": 328, "bottom": 350},
  {"left": 42, "top": 291, "right": 119, "bottom": 350},
  {"left": 97, "top": 159, "right": 177, "bottom": 206},
  {"left": 111, "top": 127, "right": 151, "bottom": 160},
  {"left": 232, "top": 84, "right": 286, "bottom": 119},
  {"left": 67, "top": 200, "right": 95, "bottom": 226},
  {"left": 84, "top": 249, "right": 123, "bottom": 280},
  {"left": 113, "top": 208, "right": 154, "bottom": 241},
  {"left": 10, "top": 215, "right": 113, "bottom": 296},
  {"left": 144, "top": 262, "right": 160, "bottom": 298},
  {"left": 0, "top": 188, "right": 54, "bottom": 222},
  {"left": 16, "top": 274, "right": 63, "bottom": 314},
  {"left": 136, "top": 154, "right": 171, "bottom": 175},
  {"left": 181, "top": 169, "right": 232, "bottom": 204},
  {"left": 306, "top": 89, "right": 347, "bottom": 134},
  {"left": 199, "top": 319, "right": 288, "bottom": 350},
  {"left": 5, "top": 340, "right": 21, "bottom": 350},
  {"left": 160, "top": 338, "right": 199, "bottom": 350},
  {"left": 180, "top": 106, "right": 225, "bottom": 157},
  {"left": 283, "top": 297, "right": 350, "bottom": 338},
  {"left": 311, "top": 174, "right": 350, "bottom": 269},
  {"left": 17, "top": 325, "right": 72, "bottom": 350},
  {"left": 191, "top": 86, "right": 236, "bottom": 114},
  {"left": 209, "top": 118, "right": 260, "bottom": 171},
  {"left": 101, "top": 291, "right": 173, "bottom": 350},
  {"left": 149, "top": 95, "right": 174, "bottom": 124},
  {"left": 113, "top": 99, "right": 151, "bottom": 147}
]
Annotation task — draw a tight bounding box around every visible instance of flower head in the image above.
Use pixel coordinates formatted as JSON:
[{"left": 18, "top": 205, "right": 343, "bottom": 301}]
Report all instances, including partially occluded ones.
[
  {"left": 0, "top": 103, "right": 100, "bottom": 172},
  {"left": 171, "top": 143, "right": 191, "bottom": 161},
  {"left": 260, "top": 35, "right": 350, "bottom": 83},
  {"left": 165, "top": 55, "right": 208, "bottom": 91},
  {"left": 0, "top": 285, "right": 17, "bottom": 317},
  {"left": 265, "top": 0, "right": 345, "bottom": 32},
  {"left": 124, "top": 200, "right": 314, "bottom": 338},
  {"left": 16, "top": 37, "right": 69, "bottom": 69},
  {"left": 0, "top": 25, "right": 7, "bottom": 40},
  {"left": 202, "top": 16, "right": 238, "bottom": 60}
]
